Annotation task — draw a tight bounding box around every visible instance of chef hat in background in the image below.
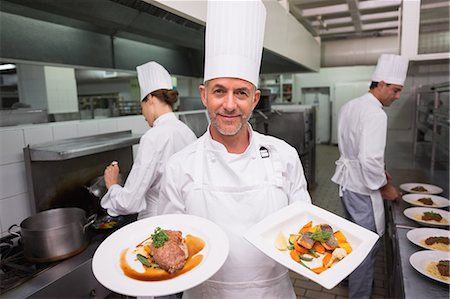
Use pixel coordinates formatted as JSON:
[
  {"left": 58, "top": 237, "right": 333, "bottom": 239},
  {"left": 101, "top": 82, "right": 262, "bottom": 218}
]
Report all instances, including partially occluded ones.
[
  {"left": 372, "top": 54, "right": 409, "bottom": 86},
  {"left": 203, "top": 0, "right": 266, "bottom": 87},
  {"left": 136, "top": 61, "right": 173, "bottom": 101}
]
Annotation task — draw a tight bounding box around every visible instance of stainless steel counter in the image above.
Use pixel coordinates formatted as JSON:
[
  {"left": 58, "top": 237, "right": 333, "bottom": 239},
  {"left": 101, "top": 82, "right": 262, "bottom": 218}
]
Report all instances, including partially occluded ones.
[{"left": 386, "top": 198, "right": 450, "bottom": 299}]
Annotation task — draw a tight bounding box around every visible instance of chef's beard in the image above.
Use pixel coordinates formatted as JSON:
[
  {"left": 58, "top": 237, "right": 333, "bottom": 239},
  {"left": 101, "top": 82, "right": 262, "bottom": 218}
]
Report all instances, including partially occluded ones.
[{"left": 210, "top": 111, "right": 252, "bottom": 136}]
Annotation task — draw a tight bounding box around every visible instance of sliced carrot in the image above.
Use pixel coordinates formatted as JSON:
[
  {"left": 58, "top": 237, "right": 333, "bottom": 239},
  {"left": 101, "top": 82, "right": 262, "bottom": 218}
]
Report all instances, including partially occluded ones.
[
  {"left": 299, "top": 221, "right": 312, "bottom": 234},
  {"left": 338, "top": 241, "right": 353, "bottom": 254},
  {"left": 333, "top": 230, "right": 347, "bottom": 242},
  {"left": 290, "top": 249, "right": 301, "bottom": 262},
  {"left": 308, "top": 226, "right": 318, "bottom": 233},
  {"left": 294, "top": 241, "right": 309, "bottom": 254},
  {"left": 322, "top": 252, "right": 333, "bottom": 268},
  {"left": 311, "top": 266, "right": 327, "bottom": 274},
  {"left": 312, "top": 242, "right": 326, "bottom": 254}
]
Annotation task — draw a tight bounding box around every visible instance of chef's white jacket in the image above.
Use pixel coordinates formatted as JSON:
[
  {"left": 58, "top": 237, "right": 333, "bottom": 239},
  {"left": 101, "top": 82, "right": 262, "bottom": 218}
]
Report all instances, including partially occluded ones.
[
  {"left": 101, "top": 112, "right": 197, "bottom": 219},
  {"left": 157, "top": 124, "right": 311, "bottom": 298},
  {"left": 332, "top": 92, "right": 388, "bottom": 195}
]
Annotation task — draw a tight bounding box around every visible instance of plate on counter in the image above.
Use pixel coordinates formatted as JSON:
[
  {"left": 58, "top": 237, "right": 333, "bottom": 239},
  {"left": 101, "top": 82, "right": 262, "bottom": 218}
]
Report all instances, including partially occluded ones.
[
  {"left": 400, "top": 183, "right": 443, "bottom": 195},
  {"left": 407, "top": 228, "right": 450, "bottom": 252},
  {"left": 243, "top": 202, "right": 379, "bottom": 290},
  {"left": 402, "top": 194, "right": 450, "bottom": 208},
  {"left": 92, "top": 214, "right": 229, "bottom": 297},
  {"left": 410, "top": 250, "right": 450, "bottom": 285},
  {"left": 403, "top": 207, "right": 450, "bottom": 227}
]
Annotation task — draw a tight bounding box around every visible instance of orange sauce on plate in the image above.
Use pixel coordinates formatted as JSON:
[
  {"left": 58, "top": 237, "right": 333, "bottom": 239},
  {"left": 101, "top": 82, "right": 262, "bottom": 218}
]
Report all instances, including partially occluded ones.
[{"left": 120, "top": 234, "right": 205, "bottom": 281}]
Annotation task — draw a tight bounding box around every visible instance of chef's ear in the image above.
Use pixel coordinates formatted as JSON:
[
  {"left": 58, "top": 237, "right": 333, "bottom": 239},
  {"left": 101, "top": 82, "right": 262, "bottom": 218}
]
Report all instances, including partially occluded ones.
[
  {"left": 199, "top": 84, "right": 208, "bottom": 108},
  {"left": 252, "top": 89, "right": 261, "bottom": 109}
]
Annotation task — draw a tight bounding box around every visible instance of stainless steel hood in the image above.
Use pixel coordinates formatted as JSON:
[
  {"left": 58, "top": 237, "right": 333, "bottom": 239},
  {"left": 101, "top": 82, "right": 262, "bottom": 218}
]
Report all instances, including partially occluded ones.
[{"left": 0, "top": 0, "right": 312, "bottom": 76}]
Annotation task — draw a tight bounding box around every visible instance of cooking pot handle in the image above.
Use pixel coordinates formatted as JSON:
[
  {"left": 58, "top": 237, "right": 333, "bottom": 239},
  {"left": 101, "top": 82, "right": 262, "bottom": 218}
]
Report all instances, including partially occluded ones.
[
  {"left": 8, "top": 224, "right": 21, "bottom": 238},
  {"left": 83, "top": 214, "right": 97, "bottom": 232}
]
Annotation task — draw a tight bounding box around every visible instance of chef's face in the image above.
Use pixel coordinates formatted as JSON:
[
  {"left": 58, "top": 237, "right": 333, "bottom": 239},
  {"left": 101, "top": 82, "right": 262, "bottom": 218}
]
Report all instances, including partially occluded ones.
[
  {"left": 141, "top": 95, "right": 156, "bottom": 127},
  {"left": 200, "top": 78, "right": 260, "bottom": 136},
  {"left": 378, "top": 81, "right": 403, "bottom": 107}
]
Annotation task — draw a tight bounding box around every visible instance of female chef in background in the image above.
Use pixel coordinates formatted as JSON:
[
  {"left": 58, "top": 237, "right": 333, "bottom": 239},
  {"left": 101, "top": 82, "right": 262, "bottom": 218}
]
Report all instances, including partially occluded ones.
[{"left": 100, "top": 61, "right": 197, "bottom": 220}]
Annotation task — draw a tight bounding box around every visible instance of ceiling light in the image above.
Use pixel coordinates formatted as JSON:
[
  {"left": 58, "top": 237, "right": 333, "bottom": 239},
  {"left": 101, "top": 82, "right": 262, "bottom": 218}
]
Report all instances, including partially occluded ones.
[{"left": 0, "top": 64, "right": 16, "bottom": 71}]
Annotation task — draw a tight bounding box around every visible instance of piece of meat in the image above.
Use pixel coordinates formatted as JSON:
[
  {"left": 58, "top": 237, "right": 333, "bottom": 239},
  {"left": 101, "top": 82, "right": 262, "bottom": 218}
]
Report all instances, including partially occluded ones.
[
  {"left": 437, "top": 260, "right": 449, "bottom": 277},
  {"left": 422, "top": 212, "right": 443, "bottom": 222},
  {"left": 320, "top": 224, "right": 339, "bottom": 250},
  {"left": 298, "top": 232, "right": 314, "bottom": 249},
  {"left": 150, "top": 230, "right": 188, "bottom": 274},
  {"left": 425, "top": 236, "right": 450, "bottom": 246},
  {"left": 418, "top": 197, "right": 434, "bottom": 205}
]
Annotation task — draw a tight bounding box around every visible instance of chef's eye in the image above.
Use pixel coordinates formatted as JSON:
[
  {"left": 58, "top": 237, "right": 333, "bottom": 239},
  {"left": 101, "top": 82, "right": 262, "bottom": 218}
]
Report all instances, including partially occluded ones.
[
  {"left": 235, "top": 90, "right": 249, "bottom": 99},
  {"left": 213, "top": 88, "right": 225, "bottom": 95}
]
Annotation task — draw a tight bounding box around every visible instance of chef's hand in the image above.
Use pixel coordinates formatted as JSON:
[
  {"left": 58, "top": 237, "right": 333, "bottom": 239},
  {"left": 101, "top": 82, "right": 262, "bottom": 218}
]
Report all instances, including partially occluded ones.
[
  {"left": 380, "top": 183, "right": 401, "bottom": 201},
  {"left": 104, "top": 161, "right": 120, "bottom": 189}
]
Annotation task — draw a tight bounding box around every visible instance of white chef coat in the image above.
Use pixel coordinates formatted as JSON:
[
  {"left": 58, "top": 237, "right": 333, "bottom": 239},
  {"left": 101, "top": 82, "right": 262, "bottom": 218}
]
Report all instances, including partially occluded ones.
[
  {"left": 158, "top": 124, "right": 311, "bottom": 299},
  {"left": 101, "top": 112, "right": 197, "bottom": 219},
  {"left": 331, "top": 92, "right": 387, "bottom": 235}
]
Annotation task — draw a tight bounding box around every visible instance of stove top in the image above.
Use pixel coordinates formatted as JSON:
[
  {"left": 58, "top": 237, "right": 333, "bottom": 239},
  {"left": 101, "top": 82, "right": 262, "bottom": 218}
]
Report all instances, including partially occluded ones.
[{"left": 0, "top": 233, "right": 56, "bottom": 294}]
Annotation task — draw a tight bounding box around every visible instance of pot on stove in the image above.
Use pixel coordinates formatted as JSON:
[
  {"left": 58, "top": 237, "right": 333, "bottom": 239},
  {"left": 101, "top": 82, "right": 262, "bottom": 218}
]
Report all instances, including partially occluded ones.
[{"left": 14, "top": 208, "right": 96, "bottom": 263}]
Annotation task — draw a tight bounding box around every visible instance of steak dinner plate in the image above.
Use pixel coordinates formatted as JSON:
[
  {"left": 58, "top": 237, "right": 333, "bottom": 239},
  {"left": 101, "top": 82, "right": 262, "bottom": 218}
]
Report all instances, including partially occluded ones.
[
  {"left": 402, "top": 193, "right": 450, "bottom": 208},
  {"left": 244, "top": 202, "right": 379, "bottom": 290},
  {"left": 92, "top": 214, "right": 229, "bottom": 297},
  {"left": 410, "top": 250, "right": 450, "bottom": 285},
  {"left": 403, "top": 207, "right": 450, "bottom": 227},
  {"left": 407, "top": 228, "right": 450, "bottom": 252},
  {"left": 400, "top": 183, "right": 443, "bottom": 195}
]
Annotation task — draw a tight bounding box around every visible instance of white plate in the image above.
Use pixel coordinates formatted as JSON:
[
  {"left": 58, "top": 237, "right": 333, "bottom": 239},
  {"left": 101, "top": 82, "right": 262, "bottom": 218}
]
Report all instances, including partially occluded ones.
[
  {"left": 402, "top": 193, "right": 450, "bottom": 208},
  {"left": 410, "top": 250, "right": 450, "bottom": 285},
  {"left": 407, "top": 228, "right": 450, "bottom": 252},
  {"left": 243, "top": 202, "right": 379, "bottom": 290},
  {"left": 403, "top": 207, "right": 450, "bottom": 227},
  {"left": 92, "top": 214, "right": 229, "bottom": 297},
  {"left": 400, "top": 183, "right": 443, "bottom": 195}
]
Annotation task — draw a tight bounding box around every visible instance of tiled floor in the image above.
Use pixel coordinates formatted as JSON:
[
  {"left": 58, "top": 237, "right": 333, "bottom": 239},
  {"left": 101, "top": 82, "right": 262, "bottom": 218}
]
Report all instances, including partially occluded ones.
[{"left": 290, "top": 144, "right": 388, "bottom": 299}]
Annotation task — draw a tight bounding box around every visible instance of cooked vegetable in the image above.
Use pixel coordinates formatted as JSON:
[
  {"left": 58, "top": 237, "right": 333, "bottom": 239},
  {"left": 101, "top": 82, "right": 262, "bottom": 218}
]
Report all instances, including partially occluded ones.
[
  {"left": 333, "top": 230, "right": 347, "bottom": 242},
  {"left": 136, "top": 253, "right": 151, "bottom": 267},
  {"left": 290, "top": 249, "right": 301, "bottom": 262},
  {"left": 313, "top": 242, "right": 326, "bottom": 254},
  {"left": 294, "top": 241, "right": 309, "bottom": 254},
  {"left": 322, "top": 252, "right": 333, "bottom": 268},
  {"left": 299, "top": 260, "right": 310, "bottom": 269},
  {"left": 311, "top": 266, "right": 326, "bottom": 274},
  {"left": 337, "top": 241, "right": 353, "bottom": 254},
  {"left": 151, "top": 227, "right": 170, "bottom": 248},
  {"left": 300, "top": 255, "right": 313, "bottom": 262},
  {"left": 299, "top": 221, "right": 312, "bottom": 234},
  {"left": 289, "top": 234, "right": 300, "bottom": 245}
]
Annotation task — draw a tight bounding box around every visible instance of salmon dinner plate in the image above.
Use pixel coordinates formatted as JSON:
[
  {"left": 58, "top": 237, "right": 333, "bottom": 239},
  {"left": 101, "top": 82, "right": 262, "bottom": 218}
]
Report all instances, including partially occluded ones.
[
  {"left": 92, "top": 214, "right": 229, "bottom": 297},
  {"left": 244, "top": 202, "right": 379, "bottom": 290}
]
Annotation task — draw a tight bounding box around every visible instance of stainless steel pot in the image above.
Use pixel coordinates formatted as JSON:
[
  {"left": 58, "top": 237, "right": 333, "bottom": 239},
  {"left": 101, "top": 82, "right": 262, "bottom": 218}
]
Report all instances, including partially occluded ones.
[{"left": 19, "top": 208, "right": 96, "bottom": 263}]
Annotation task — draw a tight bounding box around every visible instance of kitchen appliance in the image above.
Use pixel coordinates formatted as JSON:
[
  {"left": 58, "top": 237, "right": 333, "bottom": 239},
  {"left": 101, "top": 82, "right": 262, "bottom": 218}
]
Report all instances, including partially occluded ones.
[
  {"left": 18, "top": 208, "right": 96, "bottom": 263},
  {"left": 0, "top": 130, "right": 141, "bottom": 297}
]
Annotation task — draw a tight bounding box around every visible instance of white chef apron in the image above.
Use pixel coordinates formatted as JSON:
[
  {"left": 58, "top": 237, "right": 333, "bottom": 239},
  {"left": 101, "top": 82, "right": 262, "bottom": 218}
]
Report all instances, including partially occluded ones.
[
  {"left": 334, "top": 158, "right": 385, "bottom": 236},
  {"left": 182, "top": 136, "right": 295, "bottom": 299}
]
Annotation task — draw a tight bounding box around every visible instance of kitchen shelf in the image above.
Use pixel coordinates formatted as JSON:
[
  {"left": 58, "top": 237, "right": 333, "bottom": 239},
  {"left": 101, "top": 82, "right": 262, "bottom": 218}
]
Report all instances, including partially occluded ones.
[
  {"left": 413, "top": 82, "right": 449, "bottom": 173},
  {"left": 25, "top": 131, "right": 141, "bottom": 161}
]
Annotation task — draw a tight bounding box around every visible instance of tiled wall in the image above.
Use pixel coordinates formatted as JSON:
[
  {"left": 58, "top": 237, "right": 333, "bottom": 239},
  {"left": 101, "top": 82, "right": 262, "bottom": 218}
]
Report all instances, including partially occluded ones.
[{"left": 0, "top": 115, "right": 148, "bottom": 236}]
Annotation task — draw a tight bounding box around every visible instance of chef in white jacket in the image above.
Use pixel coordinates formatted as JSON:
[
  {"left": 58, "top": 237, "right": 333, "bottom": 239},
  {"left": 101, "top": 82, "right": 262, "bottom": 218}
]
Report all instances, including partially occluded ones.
[
  {"left": 157, "top": 1, "right": 311, "bottom": 298},
  {"left": 101, "top": 61, "right": 197, "bottom": 220},
  {"left": 331, "top": 54, "right": 409, "bottom": 299}
]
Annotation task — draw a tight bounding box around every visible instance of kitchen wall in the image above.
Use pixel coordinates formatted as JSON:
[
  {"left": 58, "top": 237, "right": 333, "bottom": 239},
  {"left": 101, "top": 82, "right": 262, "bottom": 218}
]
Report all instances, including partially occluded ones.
[{"left": 0, "top": 116, "right": 148, "bottom": 236}]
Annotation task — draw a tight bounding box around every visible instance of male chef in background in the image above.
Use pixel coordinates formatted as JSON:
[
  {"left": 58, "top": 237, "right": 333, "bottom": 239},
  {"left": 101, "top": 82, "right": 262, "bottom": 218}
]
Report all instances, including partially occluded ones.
[
  {"left": 332, "top": 54, "right": 409, "bottom": 299},
  {"left": 157, "top": 1, "right": 311, "bottom": 298}
]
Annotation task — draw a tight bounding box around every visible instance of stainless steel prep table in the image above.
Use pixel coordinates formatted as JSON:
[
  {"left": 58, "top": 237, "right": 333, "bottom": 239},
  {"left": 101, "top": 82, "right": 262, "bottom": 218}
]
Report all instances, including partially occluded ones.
[{"left": 386, "top": 199, "right": 449, "bottom": 298}]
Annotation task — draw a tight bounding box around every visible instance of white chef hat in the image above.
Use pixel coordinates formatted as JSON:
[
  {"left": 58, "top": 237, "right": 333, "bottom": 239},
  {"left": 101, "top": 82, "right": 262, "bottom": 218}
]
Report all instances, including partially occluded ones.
[
  {"left": 372, "top": 54, "right": 409, "bottom": 86},
  {"left": 136, "top": 61, "right": 173, "bottom": 101},
  {"left": 203, "top": 0, "right": 266, "bottom": 87}
]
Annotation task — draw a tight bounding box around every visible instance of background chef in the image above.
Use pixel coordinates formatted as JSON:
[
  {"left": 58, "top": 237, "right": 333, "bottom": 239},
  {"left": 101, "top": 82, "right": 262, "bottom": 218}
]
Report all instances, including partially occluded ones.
[
  {"left": 331, "top": 54, "right": 409, "bottom": 299},
  {"left": 157, "top": 1, "right": 311, "bottom": 298},
  {"left": 101, "top": 61, "right": 196, "bottom": 220}
]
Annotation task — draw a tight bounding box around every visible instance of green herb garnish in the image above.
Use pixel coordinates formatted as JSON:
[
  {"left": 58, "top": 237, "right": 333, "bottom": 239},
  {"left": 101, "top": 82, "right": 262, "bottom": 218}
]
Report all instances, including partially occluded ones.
[
  {"left": 298, "top": 260, "right": 310, "bottom": 269},
  {"left": 136, "top": 253, "right": 151, "bottom": 267},
  {"left": 424, "top": 211, "right": 439, "bottom": 216},
  {"left": 151, "top": 227, "right": 169, "bottom": 248},
  {"left": 310, "top": 229, "right": 332, "bottom": 242}
]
